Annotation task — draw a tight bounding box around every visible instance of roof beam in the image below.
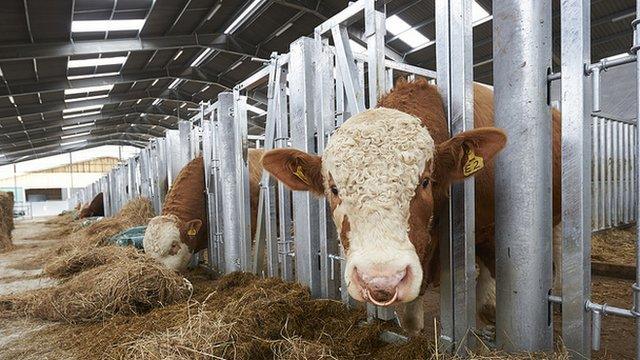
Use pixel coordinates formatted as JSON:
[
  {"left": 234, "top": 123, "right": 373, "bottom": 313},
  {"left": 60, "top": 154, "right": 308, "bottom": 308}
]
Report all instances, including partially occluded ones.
[
  {"left": 1, "top": 125, "right": 166, "bottom": 151},
  {"left": 2, "top": 114, "right": 179, "bottom": 140},
  {"left": 0, "top": 89, "right": 195, "bottom": 119},
  {"left": 0, "top": 66, "right": 238, "bottom": 98},
  {"left": 0, "top": 33, "right": 265, "bottom": 62},
  {"left": 0, "top": 133, "right": 154, "bottom": 164},
  {"left": 0, "top": 139, "right": 147, "bottom": 165},
  {"left": 0, "top": 105, "right": 190, "bottom": 128},
  {"left": 1, "top": 132, "right": 156, "bottom": 155}
]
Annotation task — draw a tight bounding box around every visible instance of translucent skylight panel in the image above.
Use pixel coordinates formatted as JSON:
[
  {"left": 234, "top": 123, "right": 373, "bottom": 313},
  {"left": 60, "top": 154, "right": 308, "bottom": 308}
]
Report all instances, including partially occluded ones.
[
  {"left": 62, "top": 122, "right": 95, "bottom": 131},
  {"left": 190, "top": 48, "right": 214, "bottom": 67},
  {"left": 472, "top": 1, "right": 490, "bottom": 23},
  {"left": 385, "top": 15, "right": 430, "bottom": 48},
  {"left": 385, "top": 15, "right": 411, "bottom": 35},
  {"left": 61, "top": 139, "right": 87, "bottom": 147},
  {"left": 68, "top": 57, "right": 127, "bottom": 68},
  {"left": 63, "top": 105, "right": 103, "bottom": 114},
  {"left": 61, "top": 132, "right": 90, "bottom": 140},
  {"left": 224, "top": 0, "right": 265, "bottom": 34},
  {"left": 63, "top": 111, "right": 101, "bottom": 120},
  {"left": 72, "top": 20, "right": 146, "bottom": 33},
  {"left": 397, "top": 29, "right": 429, "bottom": 48},
  {"left": 65, "top": 85, "right": 113, "bottom": 95},
  {"left": 65, "top": 95, "right": 109, "bottom": 103},
  {"left": 68, "top": 72, "right": 120, "bottom": 80}
]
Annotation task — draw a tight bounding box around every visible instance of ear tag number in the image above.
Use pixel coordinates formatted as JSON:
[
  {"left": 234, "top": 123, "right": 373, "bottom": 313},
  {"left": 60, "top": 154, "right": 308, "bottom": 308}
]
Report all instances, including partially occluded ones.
[
  {"left": 293, "top": 165, "right": 311, "bottom": 186},
  {"left": 187, "top": 227, "right": 197, "bottom": 237},
  {"left": 463, "top": 148, "right": 484, "bottom": 177}
]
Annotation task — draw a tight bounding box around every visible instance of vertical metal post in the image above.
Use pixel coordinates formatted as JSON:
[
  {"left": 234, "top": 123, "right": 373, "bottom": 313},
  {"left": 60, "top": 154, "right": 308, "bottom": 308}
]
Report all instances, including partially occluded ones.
[
  {"left": 561, "top": 0, "right": 592, "bottom": 357},
  {"left": 178, "top": 120, "right": 192, "bottom": 164},
  {"left": 127, "top": 157, "right": 138, "bottom": 199},
  {"left": 289, "top": 37, "right": 321, "bottom": 297},
  {"left": 256, "top": 55, "right": 285, "bottom": 278},
  {"left": 69, "top": 152, "right": 74, "bottom": 191},
  {"left": 494, "top": 0, "right": 553, "bottom": 351},
  {"left": 139, "top": 148, "right": 151, "bottom": 200},
  {"left": 634, "top": 4, "right": 640, "bottom": 357},
  {"left": 275, "top": 65, "right": 294, "bottom": 282},
  {"left": 108, "top": 169, "right": 118, "bottom": 213},
  {"left": 232, "top": 91, "right": 252, "bottom": 271},
  {"left": 316, "top": 41, "right": 339, "bottom": 299},
  {"left": 217, "top": 92, "right": 251, "bottom": 273},
  {"left": 166, "top": 130, "right": 182, "bottom": 184},
  {"left": 436, "top": 0, "right": 476, "bottom": 351},
  {"left": 365, "top": 0, "right": 385, "bottom": 108}
]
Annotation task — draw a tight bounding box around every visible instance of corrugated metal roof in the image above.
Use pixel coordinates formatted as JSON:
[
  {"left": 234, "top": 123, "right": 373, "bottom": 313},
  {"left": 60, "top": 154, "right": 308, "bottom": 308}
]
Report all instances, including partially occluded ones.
[{"left": 0, "top": 0, "right": 636, "bottom": 164}]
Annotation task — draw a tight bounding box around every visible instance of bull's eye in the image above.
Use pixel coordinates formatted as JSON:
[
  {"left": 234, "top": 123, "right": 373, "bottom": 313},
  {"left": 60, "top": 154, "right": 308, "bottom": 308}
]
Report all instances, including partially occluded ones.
[
  {"left": 330, "top": 185, "right": 339, "bottom": 196},
  {"left": 421, "top": 178, "right": 430, "bottom": 188}
]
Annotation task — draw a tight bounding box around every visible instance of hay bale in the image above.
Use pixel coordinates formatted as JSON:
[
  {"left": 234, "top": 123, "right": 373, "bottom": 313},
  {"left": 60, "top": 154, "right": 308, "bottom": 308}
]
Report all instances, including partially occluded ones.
[
  {"left": 44, "top": 245, "right": 143, "bottom": 278},
  {"left": 0, "top": 255, "right": 191, "bottom": 323},
  {"left": 0, "top": 191, "right": 15, "bottom": 252}
]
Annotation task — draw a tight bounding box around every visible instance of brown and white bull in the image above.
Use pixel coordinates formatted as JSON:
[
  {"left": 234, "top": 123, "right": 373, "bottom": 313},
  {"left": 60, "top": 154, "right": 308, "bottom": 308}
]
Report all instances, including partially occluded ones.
[
  {"left": 78, "top": 192, "right": 104, "bottom": 219},
  {"left": 262, "top": 79, "right": 561, "bottom": 334},
  {"left": 143, "top": 149, "right": 265, "bottom": 271}
]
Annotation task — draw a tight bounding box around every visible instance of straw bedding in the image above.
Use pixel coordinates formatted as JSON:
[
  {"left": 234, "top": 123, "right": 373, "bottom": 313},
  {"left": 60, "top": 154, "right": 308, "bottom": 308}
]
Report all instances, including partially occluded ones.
[
  {"left": 0, "top": 191, "right": 15, "bottom": 252},
  {"left": 0, "top": 254, "right": 191, "bottom": 323},
  {"left": 0, "top": 271, "right": 568, "bottom": 360}
]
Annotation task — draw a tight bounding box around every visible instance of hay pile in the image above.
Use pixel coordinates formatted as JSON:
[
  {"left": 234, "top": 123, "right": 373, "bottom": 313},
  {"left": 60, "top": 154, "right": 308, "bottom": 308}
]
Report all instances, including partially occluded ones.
[
  {"left": 0, "top": 254, "right": 191, "bottom": 323},
  {"left": 0, "top": 191, "right": 15, "bottom": 252},
  {"left": 592, "top": 227, "right": 636, "bottom": 266},
  {"left": 44, "top": 245, "right": 143, "bottom": 278},
  {"left": 0, "top": 271, "right": 568, "bottom": 360}
]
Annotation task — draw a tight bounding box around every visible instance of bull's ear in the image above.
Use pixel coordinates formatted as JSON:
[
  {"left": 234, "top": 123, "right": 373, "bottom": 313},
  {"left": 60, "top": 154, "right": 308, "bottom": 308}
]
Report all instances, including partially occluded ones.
[
  {"left": 261, "top": 149, "right": 324, "bottom": 195},
  {"left": 433, "top": 127, "right": 507, "bottom": 182},
  {"left": 184, "top": 219, "right": 203, "bottom": 235}
]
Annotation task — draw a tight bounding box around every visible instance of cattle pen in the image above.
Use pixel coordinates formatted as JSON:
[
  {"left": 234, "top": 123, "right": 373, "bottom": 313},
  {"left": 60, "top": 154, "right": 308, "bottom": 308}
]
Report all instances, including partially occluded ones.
[{"left": 0, "top": 0, "right": 639, "bottom": 359}]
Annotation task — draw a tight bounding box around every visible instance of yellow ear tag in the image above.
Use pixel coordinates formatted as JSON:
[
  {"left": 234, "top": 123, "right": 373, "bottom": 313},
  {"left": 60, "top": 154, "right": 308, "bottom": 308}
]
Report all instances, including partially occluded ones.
[
  {"left": 293, "top": 165, "right": 311, "bottom": 186},
  {"left": 187, "top": 227, "right": 197, "bottom": 237},
  {"left": 463, "top": 148, "right": 484, "bottom": 177}
]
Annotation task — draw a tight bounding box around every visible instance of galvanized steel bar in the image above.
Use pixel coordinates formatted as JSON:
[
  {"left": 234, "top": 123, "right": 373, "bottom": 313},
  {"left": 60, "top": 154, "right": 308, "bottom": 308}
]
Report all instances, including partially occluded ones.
[
  {"left": 202, "top": 118, "right": 218, "bottom": 272},
  {"left": 127, "top": 157, "right": 137, "bottom": 199},
  {"left": 232, "top": 91, "right": 252, "bottom": 272},
  {"left": 560, "top": 0, "right": 592, "bottom": 356},
  {"left": 436, "top": 0, "right": 476, "bottom": 351},
  {"left": 331, "top": 25, "right": 365, "bottom": 114},
  {"left": 275, "top": 64, "right": 294, "bottom": 282},
  {"left": 165, "top": 130, "right": 182, "bottom": 185},
  {"left": 252, "top": 55, "right": 281, "bottom": 276},
  {"left": 494, "top": 0, "right": 553, "bottom": 351},
  {"left": 316, "top": 42, "right": 339, "bottom": 300},
  {"left": 634, "top": 5, "right": 640, "bottom": 358},
  {"left": 288, "top": 37, "right": 321, "bottom": 297},
  {"left": 593, "top": 117, "right": 600, "bottom": 229},
  {"left": 364, "top": 0, "right": 385, "bottom": 109},
  {"left": 217, "top": 92, "right": 246, "bottom": 273},
  {"left": 178, "top": 121, "right": 192, "bottom": 165}
]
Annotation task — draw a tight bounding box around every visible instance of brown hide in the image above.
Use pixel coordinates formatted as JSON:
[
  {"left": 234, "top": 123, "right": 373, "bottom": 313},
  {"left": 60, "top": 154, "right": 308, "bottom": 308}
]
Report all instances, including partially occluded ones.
[
  {"left": 162, "top": 156, "right": 208, "bottom": 251},
  {"left": 78, "top": 192, "right": 104, "bottom": 218},
  {"left": 378, "top": 79, "right": 561, "bottom": 281},
  {"left": 248, "top": 149, "right": 265, "bottom": 240},
  {"left": 161, "top": 150, "right": 264, "bottom": 252}
]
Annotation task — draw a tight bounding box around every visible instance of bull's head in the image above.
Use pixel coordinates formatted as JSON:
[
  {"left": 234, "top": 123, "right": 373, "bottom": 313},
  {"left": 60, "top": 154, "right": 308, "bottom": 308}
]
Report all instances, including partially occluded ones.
[
  {"left": 262, "top": 107, "right": 506, "bottom": 306},
  {"left": 143, "top": 214, "right": 203, "bottom": 271}
]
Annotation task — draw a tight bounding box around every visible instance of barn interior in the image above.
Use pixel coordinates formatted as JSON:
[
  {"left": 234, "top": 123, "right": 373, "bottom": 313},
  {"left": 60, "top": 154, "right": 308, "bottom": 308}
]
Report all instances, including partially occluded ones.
[{"left": 0, "top": 0, "right": 638, "bottom": 359}]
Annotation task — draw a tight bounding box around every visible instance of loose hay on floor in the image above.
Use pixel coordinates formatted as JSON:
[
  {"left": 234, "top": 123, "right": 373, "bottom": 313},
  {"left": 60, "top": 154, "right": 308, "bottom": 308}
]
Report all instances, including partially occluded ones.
[
  {"left": 592, "top": 227, "right": 636, "bottom": 266},
  {"left": 44, "top": 245, "right": 143, "bottom": 278},
  {"left": 0, "top": 254, "right": 191, "bottom": 323},
  {"left": 0, "top": 271, "right": 569, "bottom": 360}
]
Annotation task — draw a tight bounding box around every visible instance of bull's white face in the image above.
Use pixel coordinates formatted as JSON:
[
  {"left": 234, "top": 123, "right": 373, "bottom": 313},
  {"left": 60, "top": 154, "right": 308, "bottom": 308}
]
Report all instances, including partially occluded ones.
[
  {"left": 143, "top": 215, "right": 192, "bottom": 271},
  {"left": 322, "top": 108, "right": 435, "bottom": 304}
]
